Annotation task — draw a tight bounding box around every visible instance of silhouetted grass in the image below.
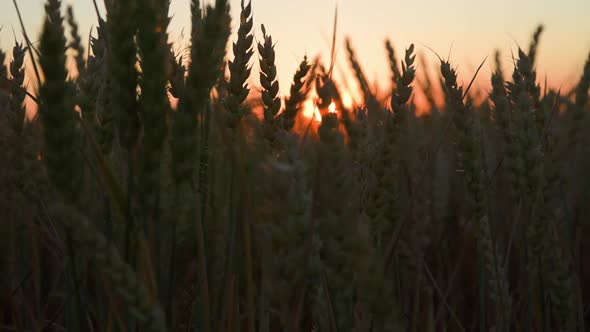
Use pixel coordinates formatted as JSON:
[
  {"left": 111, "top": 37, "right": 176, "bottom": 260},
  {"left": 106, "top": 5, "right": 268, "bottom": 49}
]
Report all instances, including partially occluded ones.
[{"left": 0, "top": 1, "right": 589, "bottom": 331}]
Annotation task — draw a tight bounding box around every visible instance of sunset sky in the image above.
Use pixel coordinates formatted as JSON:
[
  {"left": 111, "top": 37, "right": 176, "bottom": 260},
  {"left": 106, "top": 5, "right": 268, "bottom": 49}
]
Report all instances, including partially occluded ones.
[{"left": 1, "top": 0, "right": 589, "bottom": 100}]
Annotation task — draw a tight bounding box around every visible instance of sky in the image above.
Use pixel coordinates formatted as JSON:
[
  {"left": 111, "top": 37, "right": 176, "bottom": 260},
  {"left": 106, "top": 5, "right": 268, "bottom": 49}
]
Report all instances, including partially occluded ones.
[{"left": 1, "top": 0, "right": 589, "bottom": 101}]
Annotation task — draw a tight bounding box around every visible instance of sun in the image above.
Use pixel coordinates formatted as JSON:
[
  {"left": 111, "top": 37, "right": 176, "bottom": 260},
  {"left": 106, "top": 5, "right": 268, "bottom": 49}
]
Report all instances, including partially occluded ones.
[
  {"left": 328, "top": 101, "right": 337, "bottom": 113},
  {"left": 302, "top": 98, "right": 322, "bottom": 122}
]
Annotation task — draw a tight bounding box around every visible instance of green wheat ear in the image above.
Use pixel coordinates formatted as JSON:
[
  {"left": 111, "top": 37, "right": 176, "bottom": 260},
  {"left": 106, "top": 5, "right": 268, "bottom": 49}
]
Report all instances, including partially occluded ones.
[
  {"left": 527, "top": 24, "right": 544, "bottom": 65},
  {"left": 280, "top": 56, "right": 311, "bottom": 131},
  {"left": 225, "top": 0, "right": 254, "bottom": 130},
  {"left": 51, "top": 204, "right": 167, "bottom": 332},
  {"left": 256, "top": 134, "right": 318, "bottom": 326},
  {"left": 385, "top": 39, "right": 401, "bottom": 86},
  {"left": 107, "top": 0, "right": 140, "bottom": 151},
  {"left": 418, "top": 53, "right": 436, "bottom": 109},
  {"left": 39, "top": 0, "right": 83, "bottom": 203},
  {"left": 258, "top": 24, "right": 280, "bottom": 122},
  {"left": 171, "top": 0, "right": 230, "bottom": 186},
  {"left": 65, "top": 5, "right": 85, "bottom": 76},
  {"left": 257, "top": 24, "right": 281, "bottom": 145},
  {"left": 570, "top": 52, "right": 590, "bottom": 148},
  {"left": 478, "top": 216, "right": 511, "bottom": 332},
  {"left": 8, "top": 41, "right": 27, "bottom": 133},
  {"left": 345, "top": 38, "right": 373, "bottom": 104},
  {"left": 0, "top": 49, "right": 6, "bottom": 78},
  {"left": 313, "top": 108, "right": 374, "bottom": 330},
  {"left": 136, "top": 0, "right": 171, "bottom": 208},
  {"left": 391, "top": 44, "right": 416, "bottom": 111}
]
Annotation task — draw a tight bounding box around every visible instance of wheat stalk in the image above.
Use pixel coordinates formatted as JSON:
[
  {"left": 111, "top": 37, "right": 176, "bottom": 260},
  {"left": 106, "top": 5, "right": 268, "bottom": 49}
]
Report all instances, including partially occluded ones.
[{"left": 136, "top": 0, "right": 171, "bottom": 208}]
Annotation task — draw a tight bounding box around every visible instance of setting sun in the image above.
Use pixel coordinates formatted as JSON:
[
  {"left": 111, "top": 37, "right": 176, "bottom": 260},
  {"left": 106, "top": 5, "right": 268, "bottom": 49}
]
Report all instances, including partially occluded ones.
[
  {"left": 328, "top": 101, "right": 337, "bottom": 114},
  {"left": 302, "top": 98, "right": 322, "bottom": 122}
]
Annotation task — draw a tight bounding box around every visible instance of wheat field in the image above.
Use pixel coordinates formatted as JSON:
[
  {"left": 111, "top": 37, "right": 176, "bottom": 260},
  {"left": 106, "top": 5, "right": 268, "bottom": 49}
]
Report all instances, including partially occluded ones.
[{"left": 0, "top": 0, "right": 589, "bottom": 331}]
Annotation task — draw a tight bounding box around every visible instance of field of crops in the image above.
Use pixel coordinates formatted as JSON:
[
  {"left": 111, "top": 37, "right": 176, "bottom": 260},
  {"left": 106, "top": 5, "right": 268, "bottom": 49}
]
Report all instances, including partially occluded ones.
[{"left": 1, "top": 0, "right": 589, "bottom": 331}]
